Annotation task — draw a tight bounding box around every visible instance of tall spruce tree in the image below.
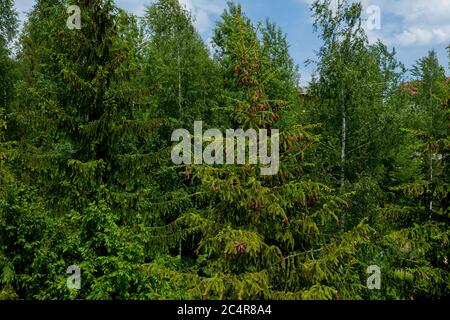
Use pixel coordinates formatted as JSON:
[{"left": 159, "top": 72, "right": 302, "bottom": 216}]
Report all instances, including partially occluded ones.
[
  {"left": 151, "top": 3, "right": 374, "bottom": 300},
  {"left": 261, "top": 19, "right": 300, "bottom": 102},
  {"left": 0, "top": 0, "right": 17, "bottom": 112},
  {"left": 3, "top": 0, "right": 186, "bottom": 299},
  {"left": 374, "top": 51, "right": 450, "bottom": 299},
  {"left": 0, "top": 0, "right": 19, "bottom": 300}
]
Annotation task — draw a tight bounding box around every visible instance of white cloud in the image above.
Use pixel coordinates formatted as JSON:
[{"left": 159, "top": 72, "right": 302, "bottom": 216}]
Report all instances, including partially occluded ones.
[
  {"left": 13, "top": 0, "right": 227, "bottom": 34},
  {"left": 178, "top": 0, "right": 226, "bottom": 33},
  {"left": 362, "top": 0, "right": 450, "bottom": 47},
  {"left": 116, "top": 0, "right": 147, "bottom": 16},
  {"left": 301, "top": 0, "right": 450, "bottom": 48},
  {"left": 14, "top": 0, "right": 34, "bottom": 24}
]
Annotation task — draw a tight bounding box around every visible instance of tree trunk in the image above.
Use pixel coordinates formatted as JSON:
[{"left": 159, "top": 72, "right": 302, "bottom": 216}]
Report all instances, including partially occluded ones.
[
  {"left": 429, "top": 86, "right": 433, "bottom": 217},
  {"left": 340, "top": 106, "right": 347, "bottom": 190},
  {"left": 177, "top": 45, "right": 182, "bottom": 116},
  {"left": 340, "top": 88, "right": 347, "bottom": 231}
]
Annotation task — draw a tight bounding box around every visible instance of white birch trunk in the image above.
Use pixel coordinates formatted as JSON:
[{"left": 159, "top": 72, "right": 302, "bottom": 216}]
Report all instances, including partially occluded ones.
[
  {"left": 340, "top": 90, "right": 347, "bottom": 231},
  {"left": 177, "top": 46, "right": 182, "bottom": 115}
]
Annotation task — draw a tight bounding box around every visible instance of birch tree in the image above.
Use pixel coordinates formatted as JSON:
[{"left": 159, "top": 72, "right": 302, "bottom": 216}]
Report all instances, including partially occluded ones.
[
  {"left": 308, "top": 0, "right": 404, "bottom": 230},
  {"left": 142, "top": 0, "right": 221, "bottom": 126}
]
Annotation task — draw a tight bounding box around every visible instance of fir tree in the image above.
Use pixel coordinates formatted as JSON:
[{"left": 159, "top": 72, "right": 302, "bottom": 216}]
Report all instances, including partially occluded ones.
[
  {"left": 261, "top": 18, "right": 299, "bottom": 103},
  {"left": 374, "top": 51, "right": 450, "bottom": 299},
  {"left": 0, "top": 0, "right": 20, "bottom": 300},
  {"left": 4, "top": 0, "right": 182, "bottom": 299},
  {"left": 156, "top": 3, "right": 374, "bottom": 300}
]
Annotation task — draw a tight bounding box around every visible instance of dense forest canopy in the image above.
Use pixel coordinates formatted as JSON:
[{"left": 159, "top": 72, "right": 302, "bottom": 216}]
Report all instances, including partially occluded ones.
[{"left": 0, "top": 0, "right": 449, "bottom": 300}]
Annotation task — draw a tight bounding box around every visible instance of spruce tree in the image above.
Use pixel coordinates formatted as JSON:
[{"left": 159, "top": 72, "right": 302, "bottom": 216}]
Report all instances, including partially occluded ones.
[
  {"left": 4, "top": 0, "right": 184, "bottom": 299},
  {"left": 261, "top": 19, "right": 299, "bottom": 103},
  {"left": 375, "top": 51, "right": 450, "bottom": 299},
  {"left": 0, "top": 0, "right": 20, "bottom": 300},
  {"left": 155, "top": 3, "right": 374, "bottom": 300}
]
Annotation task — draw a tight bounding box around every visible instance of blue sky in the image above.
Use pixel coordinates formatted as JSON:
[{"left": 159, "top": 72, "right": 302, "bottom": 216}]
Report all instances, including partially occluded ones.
[{"left": 13, "top": 0, "right": 450, "bottom": 86}]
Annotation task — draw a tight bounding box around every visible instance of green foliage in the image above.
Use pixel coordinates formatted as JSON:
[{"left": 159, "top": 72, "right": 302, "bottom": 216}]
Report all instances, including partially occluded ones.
[
  {"left": 371, "top": 50, "right": 450, "bottom": 299},
  {"left": 142, "top": 0, "right": 222, "bottom": 126},
  {"left": 0, "top": 0, "right": 448, "bottom": 300},
  {"left": 149, "top": 3, "right": 375, "bottom": 300},
  {"left": 308, "top": 0, "right": 407, "bottom": 232}
]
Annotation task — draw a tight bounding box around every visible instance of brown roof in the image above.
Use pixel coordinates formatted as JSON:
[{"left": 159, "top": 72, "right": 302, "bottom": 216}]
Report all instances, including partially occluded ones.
[{"left": 400, "top": 77, "right": 450, "bottom": 95}]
